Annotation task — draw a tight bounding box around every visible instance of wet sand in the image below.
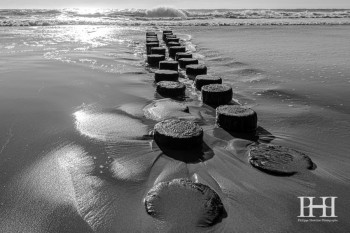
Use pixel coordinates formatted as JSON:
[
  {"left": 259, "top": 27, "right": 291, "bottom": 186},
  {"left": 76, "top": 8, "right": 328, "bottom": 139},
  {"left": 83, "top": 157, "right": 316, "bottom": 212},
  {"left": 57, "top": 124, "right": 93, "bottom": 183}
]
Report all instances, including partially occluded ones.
[{"left": 0, "top": 25, "right": 349, "bottom": 232}]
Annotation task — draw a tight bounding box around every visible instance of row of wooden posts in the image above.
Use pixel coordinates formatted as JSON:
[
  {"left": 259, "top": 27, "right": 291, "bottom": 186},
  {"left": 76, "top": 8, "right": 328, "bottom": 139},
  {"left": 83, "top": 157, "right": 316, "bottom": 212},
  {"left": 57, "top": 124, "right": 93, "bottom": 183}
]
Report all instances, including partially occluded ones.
[
  {"left": 143, "top": 30, "right": 313, "bottom": 179},
  {"left": 145, "top": 30, "right": 258, "bottom": 133}
]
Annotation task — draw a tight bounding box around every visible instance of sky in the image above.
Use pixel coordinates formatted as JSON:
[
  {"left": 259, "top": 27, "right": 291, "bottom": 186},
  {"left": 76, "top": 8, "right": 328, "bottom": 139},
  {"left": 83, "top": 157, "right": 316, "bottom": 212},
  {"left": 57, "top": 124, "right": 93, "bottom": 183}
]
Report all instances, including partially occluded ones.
[{"left": 1, "top": 0, "right": 349, "bottom": 9}]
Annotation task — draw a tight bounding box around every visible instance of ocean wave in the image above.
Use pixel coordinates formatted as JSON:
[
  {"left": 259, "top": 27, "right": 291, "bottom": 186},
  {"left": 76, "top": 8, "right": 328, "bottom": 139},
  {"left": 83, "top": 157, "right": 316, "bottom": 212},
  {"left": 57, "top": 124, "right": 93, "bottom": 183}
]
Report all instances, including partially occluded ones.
[
  {"left": 1, "top": 8, "right": 349, "bottom": 19},
  {"left": 1, "top": 8, "right": 350, "bottom": 27},
  {"left": 146, "top": 7, "right": 188, "bottom": 18},
  {"left": 0, "top": 9, "right": 61, "bottom": 16},
  {"left": 1, "top": 18, "right": 350, "bottom": 27},
  {"left": 186, "top": 9, "right": 350, "bottom": 19}
]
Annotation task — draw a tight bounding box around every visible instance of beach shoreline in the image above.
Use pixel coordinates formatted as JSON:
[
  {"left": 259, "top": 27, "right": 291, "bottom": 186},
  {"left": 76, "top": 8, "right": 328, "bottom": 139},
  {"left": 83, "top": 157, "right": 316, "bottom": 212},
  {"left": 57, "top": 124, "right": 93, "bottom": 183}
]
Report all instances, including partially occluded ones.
[{"left": 0, "top": 23, "right": 349, "bottom": 232}]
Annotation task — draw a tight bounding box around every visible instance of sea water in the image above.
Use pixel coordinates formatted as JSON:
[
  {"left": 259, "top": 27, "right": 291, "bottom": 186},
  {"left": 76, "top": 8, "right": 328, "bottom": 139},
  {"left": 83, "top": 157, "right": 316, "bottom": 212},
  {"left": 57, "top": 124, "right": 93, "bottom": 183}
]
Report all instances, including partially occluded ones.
[{"left": 0, "top": 8, "right": 349, "bottom": 233}]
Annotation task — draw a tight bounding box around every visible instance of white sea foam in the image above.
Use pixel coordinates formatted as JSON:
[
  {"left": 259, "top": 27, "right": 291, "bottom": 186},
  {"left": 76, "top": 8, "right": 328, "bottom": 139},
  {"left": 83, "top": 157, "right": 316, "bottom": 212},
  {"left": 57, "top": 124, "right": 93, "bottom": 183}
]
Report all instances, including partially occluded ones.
[
  {"left": 146, "top": 7, "right": 188, "bottom": 18},
  {"left": 1, "top": 8, "right": 350, "bottom": 27}
]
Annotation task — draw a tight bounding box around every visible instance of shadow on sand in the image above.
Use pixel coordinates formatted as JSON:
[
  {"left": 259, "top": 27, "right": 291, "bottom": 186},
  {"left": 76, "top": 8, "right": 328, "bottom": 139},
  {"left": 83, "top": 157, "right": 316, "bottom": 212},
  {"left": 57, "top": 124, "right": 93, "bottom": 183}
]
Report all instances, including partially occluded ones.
[
  {"left": 213, "top": 126, "right": 276, "bottom": 143},
  {"left": 157, "top": 141, "right": 215, "bottom": 164}
]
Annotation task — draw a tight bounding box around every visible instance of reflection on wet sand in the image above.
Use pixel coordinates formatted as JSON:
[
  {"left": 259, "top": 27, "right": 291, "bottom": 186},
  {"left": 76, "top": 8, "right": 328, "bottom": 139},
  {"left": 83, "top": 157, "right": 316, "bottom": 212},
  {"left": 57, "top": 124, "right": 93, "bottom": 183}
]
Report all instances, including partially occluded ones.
[
  {"left": 2, "top": 25, "right": 349, "bottom": 233},
  {"left": 74, "top": 108, "right": 150, "bottom": 141}
]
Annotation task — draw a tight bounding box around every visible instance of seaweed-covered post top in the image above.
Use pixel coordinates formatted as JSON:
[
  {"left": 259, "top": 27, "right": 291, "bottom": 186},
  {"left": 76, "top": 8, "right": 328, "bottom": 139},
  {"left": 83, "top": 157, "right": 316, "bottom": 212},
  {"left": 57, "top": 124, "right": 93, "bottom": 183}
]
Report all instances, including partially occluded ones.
[
  {"left": 162, "top": 30, "right": 173, "bottom": 41},
  {"left": 195, "top": 75, "right": 222, "bottom": 90},
  {"left": 201, "top": 84, "right": 233, "bottom": 107},
  {"left": 178, "top": 58, "right": 199, "bottom": 69},
  {"left": 146, "top": 37, "right": 159, "bottom": 43},
  {"left": 169, "top": 46, "right": 186, "bottom": 59},
  {"left": 186, "top": 64, "right": 207, "bottom": 77},
  {"left": 146, "top": 31, "right": 157, "bottom": 36},
  {"left": 164, "top": 34, "right": 177, "bottom": 43},
  {"left": 216, "top": 105, "right": 257, "bottom": 132},
  {"left": 156, "top": 81, "right": 186, "bottom": 97},
  {"left": 166, "top": 37, "right": 180, "bottom": 45},
  {"left": 154, "top": 70, "right": 179, "bottom": 82},
  {"left": 175, "top": 52, "right": 193, "bottom": 61},
  {"left": 153, "top": 119, "right": 203, "bottom": 149},
  {"left": 151, "top": 47, "right": 166, "bottom": 56},
  {"left": 167, "top": 42, "right": 181, "bottom": 47},
  {"left": 159, "top": 61, "right": 179, "bottom": 71}
]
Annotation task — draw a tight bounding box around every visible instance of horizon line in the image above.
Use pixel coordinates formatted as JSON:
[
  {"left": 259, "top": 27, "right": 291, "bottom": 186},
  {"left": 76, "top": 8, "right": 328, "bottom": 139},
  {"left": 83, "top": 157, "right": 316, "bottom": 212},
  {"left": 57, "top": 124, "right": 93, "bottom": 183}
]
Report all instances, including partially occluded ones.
[{"left": 0, "top": 7, "right": 350, "bottom": 10}]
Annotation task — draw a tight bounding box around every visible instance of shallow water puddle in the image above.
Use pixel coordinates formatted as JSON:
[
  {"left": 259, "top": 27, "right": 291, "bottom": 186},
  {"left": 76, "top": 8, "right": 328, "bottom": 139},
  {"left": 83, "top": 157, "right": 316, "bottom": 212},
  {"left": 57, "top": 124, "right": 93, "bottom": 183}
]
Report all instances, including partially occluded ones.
[{"left": 74, "top": 108, "right": 150, "bottom": 141}]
